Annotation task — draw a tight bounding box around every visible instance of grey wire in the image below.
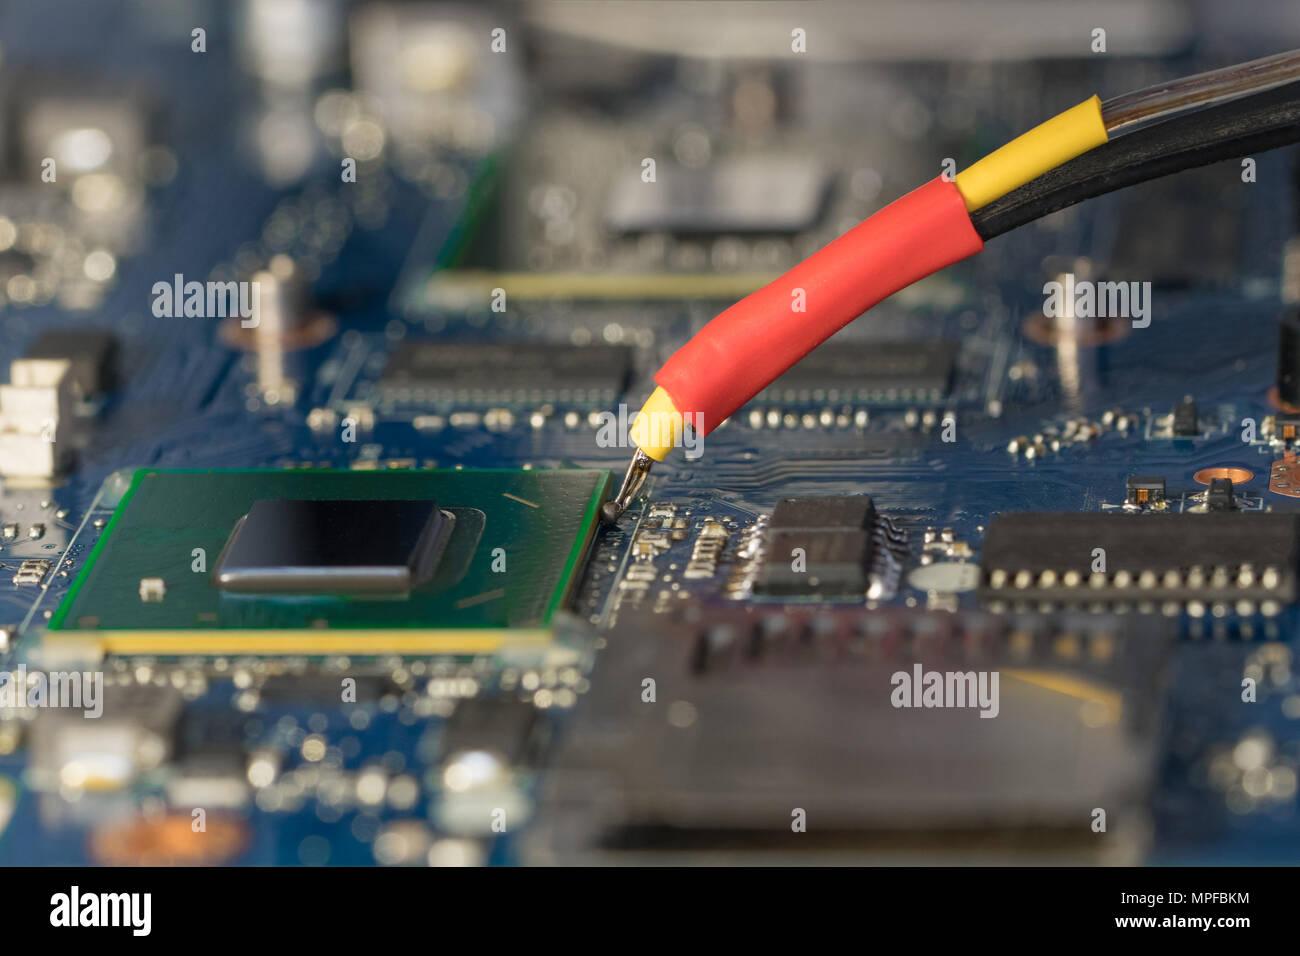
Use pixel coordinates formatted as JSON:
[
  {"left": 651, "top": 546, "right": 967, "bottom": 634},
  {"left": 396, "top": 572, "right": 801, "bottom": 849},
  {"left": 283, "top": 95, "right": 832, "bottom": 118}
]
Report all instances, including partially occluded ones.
[{"left": 1102, "top": 48, "right": 1300, "bottom": 133}]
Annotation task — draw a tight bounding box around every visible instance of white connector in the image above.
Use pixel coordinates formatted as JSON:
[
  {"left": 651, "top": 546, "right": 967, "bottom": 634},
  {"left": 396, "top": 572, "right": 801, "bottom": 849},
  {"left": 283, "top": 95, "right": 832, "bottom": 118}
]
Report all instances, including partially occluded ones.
[{"left": 0, "top": 359, "right": 76, "bottom": 478}]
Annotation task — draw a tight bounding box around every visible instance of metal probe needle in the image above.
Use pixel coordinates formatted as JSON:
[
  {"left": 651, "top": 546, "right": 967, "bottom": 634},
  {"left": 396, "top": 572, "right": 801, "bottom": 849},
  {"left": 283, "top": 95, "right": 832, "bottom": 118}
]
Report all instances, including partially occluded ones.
[{"left": 600, "top": 448, "right": 654, "bottom": 522}]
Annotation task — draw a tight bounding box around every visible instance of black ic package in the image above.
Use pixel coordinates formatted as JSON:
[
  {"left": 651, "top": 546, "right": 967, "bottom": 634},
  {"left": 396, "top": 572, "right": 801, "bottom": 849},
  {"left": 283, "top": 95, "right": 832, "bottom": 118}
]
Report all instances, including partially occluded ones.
[
  {"left": 771, "top": 495, "right": 876, "bottom": 530},
  {"left": 757, "top": 529, "right": 871, "bottom": 596},
  {"left": 757, "top": 341, "right": 955, "bottom": 403},
  {"left": 1171, "top": 396, "right": 1198, "bottom": 436},
  {"left": 1125, "top": 475, "right": 1166, "bottom": 508},
  {"left": 757, "top": 496, "right": 879, "bottom": 597},
  {"left": 1206, "top": 478, "right": 1236, "bottom": 511},
  {"left": 439, "top": 698, "right": 546, "bottom": 766},
  {"left": 213, "top": 498, "right": 452, "bottom": 594},
  {"left": 378, "top": 342, "right": 632, "bottom": 404},
  {"left": 23, "top": 327, "right": 117, "bottom": 395},
  {"left": 980, "top": 512, "right": 1299, "bottom": 610}
]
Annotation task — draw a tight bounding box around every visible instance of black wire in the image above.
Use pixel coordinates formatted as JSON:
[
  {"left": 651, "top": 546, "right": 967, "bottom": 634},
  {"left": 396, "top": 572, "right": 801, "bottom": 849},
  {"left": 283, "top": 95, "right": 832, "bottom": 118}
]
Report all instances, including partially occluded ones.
[{"left": 971, "top": 80, "right": 1300, "bottom": 240}]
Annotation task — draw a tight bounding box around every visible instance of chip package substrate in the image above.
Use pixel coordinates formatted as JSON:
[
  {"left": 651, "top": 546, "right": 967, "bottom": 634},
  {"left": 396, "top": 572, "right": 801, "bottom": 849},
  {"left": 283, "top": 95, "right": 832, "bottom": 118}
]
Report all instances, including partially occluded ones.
[{"left": 47, "top": 468, "right": 610, "bottom": 656}]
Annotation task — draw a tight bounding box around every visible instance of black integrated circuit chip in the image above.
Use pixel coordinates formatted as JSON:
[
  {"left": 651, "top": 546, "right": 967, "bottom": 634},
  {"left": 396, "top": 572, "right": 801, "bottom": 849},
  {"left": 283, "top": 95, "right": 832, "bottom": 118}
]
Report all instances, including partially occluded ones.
[
  {"left": 770, "top": 495, "right": 876, "bottom": 530},
  {"left": 213, "top": 498, "right": 452, "bottom": 594},
  {"left": 979, "top": 512, "right": 1299, "bottom": 611},
  {"left": 1171, "top": 395, "right": 1198, "bottom": 436},
  {"left": 534, "top": 605, "right": 1167, "bottom": 862},
  {"left": 604, "top": 156, "right": 829, "bottom": 235},
  {"left": 756, "top": 341, "right": 956, "bottom": 403},
  {"left": 757, "top": 496, "right": 879, "bottom": 597},
  {"left": 758, "top": 529, "right": 871, "bottom": 596},
  {"left": 1125, "top": 476, "right": 1166, "bottom": 508},
  {"left": 439, "top": 698, "right": 546, "bottom": 766},
  {"left": 23, "top": 326, "right": 117, "bottom": 395},
  {"left": 377, "top": 342, "right": 632, "bottom": 404}
]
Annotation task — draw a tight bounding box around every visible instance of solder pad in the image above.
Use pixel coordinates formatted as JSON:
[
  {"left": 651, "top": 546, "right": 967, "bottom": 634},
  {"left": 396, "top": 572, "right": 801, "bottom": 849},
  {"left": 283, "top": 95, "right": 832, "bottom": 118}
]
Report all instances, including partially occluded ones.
[{"left": 46, "top": 468, "right": 610, "bottom": 656}]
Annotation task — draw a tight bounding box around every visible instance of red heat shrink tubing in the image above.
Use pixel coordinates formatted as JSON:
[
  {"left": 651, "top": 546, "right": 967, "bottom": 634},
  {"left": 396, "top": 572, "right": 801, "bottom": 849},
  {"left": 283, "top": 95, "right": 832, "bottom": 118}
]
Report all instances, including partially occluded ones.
[{"left": 653, "top": 176, "right": 984, "bottom": 435}]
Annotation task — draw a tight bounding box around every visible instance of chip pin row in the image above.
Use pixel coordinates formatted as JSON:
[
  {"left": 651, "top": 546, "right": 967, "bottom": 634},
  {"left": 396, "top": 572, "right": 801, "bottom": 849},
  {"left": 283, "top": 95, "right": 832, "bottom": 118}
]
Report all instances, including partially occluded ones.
[{"left": 988, "top": 564, "right": 1282, "bottom": 591}]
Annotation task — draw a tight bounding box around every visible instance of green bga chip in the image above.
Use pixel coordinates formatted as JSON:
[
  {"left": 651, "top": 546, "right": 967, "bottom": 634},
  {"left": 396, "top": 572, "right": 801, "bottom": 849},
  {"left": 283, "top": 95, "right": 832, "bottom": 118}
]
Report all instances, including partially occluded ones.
[{"left": 47, "top": 468, "right": 610, "bottom": 657}]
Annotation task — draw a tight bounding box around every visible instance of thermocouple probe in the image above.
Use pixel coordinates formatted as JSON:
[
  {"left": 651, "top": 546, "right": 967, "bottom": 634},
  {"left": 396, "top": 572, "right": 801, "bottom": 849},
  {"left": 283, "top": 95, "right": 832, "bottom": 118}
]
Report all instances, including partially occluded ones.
[{"left": 603, "top": 49, "right": 1300, "bottom": 519}]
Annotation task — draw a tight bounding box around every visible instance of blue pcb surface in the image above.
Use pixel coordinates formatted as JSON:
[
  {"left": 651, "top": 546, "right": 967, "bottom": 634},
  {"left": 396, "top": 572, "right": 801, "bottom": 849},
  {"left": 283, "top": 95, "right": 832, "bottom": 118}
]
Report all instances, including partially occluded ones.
[{"left": 0, "top": 1, "right": 1297, "bottom": 865}]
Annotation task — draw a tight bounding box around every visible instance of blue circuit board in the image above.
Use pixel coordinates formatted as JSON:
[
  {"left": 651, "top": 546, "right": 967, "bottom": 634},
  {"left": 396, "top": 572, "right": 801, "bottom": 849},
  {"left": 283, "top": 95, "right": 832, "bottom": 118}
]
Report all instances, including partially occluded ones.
[{"left": 2, "top": 0, "right": 1300, "bottom": 867}]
